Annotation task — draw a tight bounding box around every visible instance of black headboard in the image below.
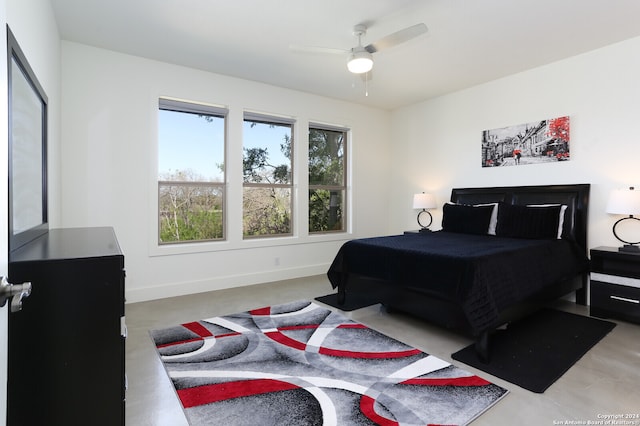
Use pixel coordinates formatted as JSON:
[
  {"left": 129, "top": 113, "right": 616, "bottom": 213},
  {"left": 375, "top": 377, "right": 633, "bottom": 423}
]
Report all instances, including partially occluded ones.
[{"left": 450, "top": 184, "right": 590, "bottom": 251}]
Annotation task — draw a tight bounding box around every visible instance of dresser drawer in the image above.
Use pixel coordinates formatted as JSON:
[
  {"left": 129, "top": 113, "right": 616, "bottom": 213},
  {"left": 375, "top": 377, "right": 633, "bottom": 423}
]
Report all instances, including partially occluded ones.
[{"left": 590, "top": 279, "right": 640, "bottom": 323}]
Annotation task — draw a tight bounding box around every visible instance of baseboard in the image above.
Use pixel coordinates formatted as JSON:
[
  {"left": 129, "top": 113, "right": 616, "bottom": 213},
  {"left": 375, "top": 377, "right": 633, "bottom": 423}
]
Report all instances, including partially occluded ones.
[{"left": 125, "top": 263, "right": 330, "bottom": 303}]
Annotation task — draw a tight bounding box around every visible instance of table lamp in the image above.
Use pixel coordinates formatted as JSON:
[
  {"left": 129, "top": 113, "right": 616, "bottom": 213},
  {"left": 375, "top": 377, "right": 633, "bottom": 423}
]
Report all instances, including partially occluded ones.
[
  {"left": 606, "top": 186, "right": 640, "bottom": 252},
  {"left": 412, "top": 192, "right": 436, "bottom": 232}
]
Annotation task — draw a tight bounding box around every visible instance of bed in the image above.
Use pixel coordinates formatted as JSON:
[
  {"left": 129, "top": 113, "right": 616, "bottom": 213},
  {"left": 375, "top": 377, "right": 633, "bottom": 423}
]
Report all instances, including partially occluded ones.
[{"left": 327, "top": 184, "right": 590, "bottom": 361}]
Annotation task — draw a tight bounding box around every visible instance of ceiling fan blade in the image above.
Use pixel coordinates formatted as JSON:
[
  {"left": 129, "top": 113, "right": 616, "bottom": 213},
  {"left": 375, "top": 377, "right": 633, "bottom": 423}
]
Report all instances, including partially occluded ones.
[
  {"left": 365, "top": 23, "right": 428, "bottom": 53},
  {"left": 289, "top": 44, "right": 347, "bottom": 55}
]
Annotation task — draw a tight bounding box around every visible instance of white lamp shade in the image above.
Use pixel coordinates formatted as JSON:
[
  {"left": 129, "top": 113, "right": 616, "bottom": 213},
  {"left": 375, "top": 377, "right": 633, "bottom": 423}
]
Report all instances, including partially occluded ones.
[
  {"left": 606, "top": 187, "right": 640, "bottom": 215},
  {"left": 413, "top": 193, "right": 436, "bottom": 210},
  {"left": 347, "top": 48, "right": 373, "bottom": 74}
]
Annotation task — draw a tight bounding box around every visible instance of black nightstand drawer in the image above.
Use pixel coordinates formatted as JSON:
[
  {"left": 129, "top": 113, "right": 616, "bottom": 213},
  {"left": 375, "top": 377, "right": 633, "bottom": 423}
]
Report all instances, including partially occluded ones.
[
  {"left": 590, "top": 279, "right": 640, "bottom": 323},
  {"left": 591, "top": 255, "right": 640, "bottom": 279}
]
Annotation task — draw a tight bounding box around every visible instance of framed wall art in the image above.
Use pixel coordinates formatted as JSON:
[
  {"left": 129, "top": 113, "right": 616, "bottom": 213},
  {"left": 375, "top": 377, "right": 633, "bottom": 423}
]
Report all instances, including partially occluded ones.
[{"left": 481, "top": 116, "right": 570, "bottom": 168}]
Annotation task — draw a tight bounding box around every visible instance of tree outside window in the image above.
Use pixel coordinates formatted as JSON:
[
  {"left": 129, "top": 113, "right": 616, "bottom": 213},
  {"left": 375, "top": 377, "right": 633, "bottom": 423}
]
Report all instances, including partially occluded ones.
[
  {"left": 158, "top": 99, "right": 226, "bottom": 244},
  {"left": 157, "top": 101, "right": 347, "bottom": 244},
  {"left": 309, "top": 126, "right": 347, "bottom": 233},
  {"left": 242, "top": 117, "right": 293, "bottom": 238}
]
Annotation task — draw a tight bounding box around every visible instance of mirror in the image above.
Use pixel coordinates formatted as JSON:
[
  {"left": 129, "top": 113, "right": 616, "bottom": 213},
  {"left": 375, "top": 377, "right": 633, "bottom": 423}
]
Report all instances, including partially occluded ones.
[{"left": 8, "top": 26, "right": 48, "bottom": 252}]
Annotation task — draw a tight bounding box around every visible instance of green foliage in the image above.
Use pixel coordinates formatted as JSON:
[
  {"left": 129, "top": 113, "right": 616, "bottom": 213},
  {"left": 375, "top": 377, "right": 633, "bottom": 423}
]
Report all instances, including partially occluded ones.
[
  {"left": 309, "top": 189, "right": 343, "bottom": 232},
  {"left": 243, "top": 187, "right": 291, "bottom": 237},
  {"left": 160, "top": 209, "right": 223, "bottom": 243},
  {"left": 158, "top": 171, "right": 224, "bottom": 243},
  {"left": 308, "top": 128, "right": 345, "bottom": 232},
  {"left": 158, "top": 125, "right": 346, "bottom": 242},
  {"left": 309, "top": 129, "right": 343, "bottom": 185},
  {"left": 241, "top": 121, "right": 292, "bottom": 236},
  {"left": 243, "top": 147, "right": 269, "bottom": 183},
  {"left": 243, "top": 146, "right": 291, "bottom": 184}
]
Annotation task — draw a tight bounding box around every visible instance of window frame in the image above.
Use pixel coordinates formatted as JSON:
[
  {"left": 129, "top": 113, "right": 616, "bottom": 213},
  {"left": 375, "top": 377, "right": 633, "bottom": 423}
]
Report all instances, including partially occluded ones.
[
  {"left": 242, "top": 111, "right": 296, "bottom": 239},
  {"left": 308, "top": 123, "right": 349, "bottom": 235},
  {"left": 157, "top": 97, "right": 228, "bottom": 245}
]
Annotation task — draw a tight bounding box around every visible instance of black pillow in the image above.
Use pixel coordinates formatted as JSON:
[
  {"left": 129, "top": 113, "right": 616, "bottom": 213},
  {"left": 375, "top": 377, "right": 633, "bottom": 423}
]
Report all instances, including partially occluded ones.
[
  {"left": 441, "top": 203, "right": 494, "bottom": 235},
  {"left": 495, "top": 202, "right": 562, "bottom": 239}
]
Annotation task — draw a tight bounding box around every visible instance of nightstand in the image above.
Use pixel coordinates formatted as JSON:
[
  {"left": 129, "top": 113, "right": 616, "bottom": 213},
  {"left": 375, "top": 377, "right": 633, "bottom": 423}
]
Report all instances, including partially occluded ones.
[{"left": 590, "top": 246, "right": 640, "bottom": 324}]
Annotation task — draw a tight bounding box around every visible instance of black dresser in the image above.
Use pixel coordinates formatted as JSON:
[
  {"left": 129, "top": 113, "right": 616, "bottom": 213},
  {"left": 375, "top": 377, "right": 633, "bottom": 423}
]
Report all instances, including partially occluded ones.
[{"left": 8, "top": 227, "right": 126, "bottom": 426}]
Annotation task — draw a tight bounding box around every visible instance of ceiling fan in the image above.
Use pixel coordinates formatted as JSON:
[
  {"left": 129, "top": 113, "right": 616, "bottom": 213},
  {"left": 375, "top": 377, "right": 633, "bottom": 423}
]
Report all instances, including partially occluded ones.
[{"left": 290, "top": 23, "right": 428, "bottom": 75}]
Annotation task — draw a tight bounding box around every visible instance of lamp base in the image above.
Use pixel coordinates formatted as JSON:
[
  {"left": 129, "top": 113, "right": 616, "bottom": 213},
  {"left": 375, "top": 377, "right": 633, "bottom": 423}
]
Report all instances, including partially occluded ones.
[
  {"left": 419, "top": 227, "right": 432, "bottom": 233},
  {"left": 612, "top": 216, "right": 640, "bottom": 253},
  {"left": 417, "top": 210, "right": 433, "bottom": 230}
]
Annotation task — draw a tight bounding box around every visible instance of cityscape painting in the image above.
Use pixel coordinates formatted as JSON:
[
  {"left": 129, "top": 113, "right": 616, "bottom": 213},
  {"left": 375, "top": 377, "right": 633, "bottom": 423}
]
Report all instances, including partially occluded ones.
[{"left": 481, "top": 116, "right": 570, "bottom": 167}]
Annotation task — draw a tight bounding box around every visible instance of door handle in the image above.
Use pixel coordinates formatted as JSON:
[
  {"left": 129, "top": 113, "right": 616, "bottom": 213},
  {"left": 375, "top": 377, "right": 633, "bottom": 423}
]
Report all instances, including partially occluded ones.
[{"left": 0, "top": 276, "right": 32, "bottom": 313}]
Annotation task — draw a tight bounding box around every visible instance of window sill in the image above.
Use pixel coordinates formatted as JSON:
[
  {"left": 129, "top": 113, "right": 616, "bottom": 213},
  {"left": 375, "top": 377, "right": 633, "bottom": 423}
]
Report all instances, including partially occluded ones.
[{"left": 148, "top": 231, "right": 352, "bottom": 257}]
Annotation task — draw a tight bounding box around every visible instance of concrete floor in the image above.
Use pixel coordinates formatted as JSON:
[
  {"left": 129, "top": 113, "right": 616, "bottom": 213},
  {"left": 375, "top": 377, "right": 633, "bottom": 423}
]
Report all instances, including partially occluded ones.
[{"left": 125, "top": 275, "right": 640, "bottom": 425}]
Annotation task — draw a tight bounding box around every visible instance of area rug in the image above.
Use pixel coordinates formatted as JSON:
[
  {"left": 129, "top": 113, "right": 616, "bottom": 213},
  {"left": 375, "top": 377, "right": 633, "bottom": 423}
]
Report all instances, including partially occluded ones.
[
  {"left": 150, "top": 300, "right": 508, "bottom": 425},
  {"left": 452, "top": 309, "right": 616, "bottom": 393}
]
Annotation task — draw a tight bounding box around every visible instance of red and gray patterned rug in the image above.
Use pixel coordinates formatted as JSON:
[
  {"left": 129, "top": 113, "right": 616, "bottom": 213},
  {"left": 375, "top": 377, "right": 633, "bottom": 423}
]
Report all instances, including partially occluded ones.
[{"left": 150, "top": 300, "right": 507, "bottom": 425}]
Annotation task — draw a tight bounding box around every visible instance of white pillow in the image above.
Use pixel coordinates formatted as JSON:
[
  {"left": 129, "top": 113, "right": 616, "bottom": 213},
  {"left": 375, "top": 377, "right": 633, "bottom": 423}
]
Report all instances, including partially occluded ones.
[{"left": 526, "top": 204, "right": 568, "bottom": 239}]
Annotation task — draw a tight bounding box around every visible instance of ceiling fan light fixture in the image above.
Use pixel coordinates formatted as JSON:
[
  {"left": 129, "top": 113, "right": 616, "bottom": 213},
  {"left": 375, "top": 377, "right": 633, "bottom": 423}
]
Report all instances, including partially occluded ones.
[{"left": 347, "top": 48, "right": 373, "bottom": 74}]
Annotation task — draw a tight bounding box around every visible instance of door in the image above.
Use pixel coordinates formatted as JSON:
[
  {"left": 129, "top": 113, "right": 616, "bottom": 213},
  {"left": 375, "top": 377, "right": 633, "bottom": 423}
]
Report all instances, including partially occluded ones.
[{"left": 1, "top": 1, "right": 9, "bottom": 424}]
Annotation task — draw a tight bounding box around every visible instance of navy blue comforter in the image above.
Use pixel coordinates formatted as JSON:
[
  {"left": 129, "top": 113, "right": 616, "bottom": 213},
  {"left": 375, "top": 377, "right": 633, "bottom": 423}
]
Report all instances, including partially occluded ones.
[{"left": 327, "top": 231, "right": 588, "bottom": 333}]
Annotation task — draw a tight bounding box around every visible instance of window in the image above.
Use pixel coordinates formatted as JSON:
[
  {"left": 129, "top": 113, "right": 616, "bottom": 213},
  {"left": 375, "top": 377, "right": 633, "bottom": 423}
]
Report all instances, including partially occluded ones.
[
  {"left": 158, "top": 98, "right": 227, "bottom": 244},
  {"left": 308, "top": 125, "right": 347, "bottom": 233},
  {"left": 242, "top": 113, "right": 294, "bottom": 238}
]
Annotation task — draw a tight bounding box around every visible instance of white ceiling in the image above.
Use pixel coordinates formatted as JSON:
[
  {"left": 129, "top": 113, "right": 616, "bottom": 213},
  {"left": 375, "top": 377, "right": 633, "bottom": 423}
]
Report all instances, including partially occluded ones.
[{"left": 50, "top": 0, "right": 640, "bottom": 110}]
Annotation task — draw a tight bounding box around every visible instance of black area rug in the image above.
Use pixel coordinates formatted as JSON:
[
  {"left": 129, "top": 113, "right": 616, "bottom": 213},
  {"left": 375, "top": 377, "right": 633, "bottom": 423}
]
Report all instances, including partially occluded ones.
[
  {"left": 451, "top": 309, "right": 616, "bottom": 393},
  {"left": 314, "top": 292, "right": 379, "bottom": 311}
]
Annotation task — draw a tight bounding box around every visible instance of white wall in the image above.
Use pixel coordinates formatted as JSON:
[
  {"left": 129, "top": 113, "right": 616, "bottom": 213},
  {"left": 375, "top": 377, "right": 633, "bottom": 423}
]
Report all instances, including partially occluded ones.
[
  {"left": 390, "top": 36, "right": 640, "bottom": 250},
  {"left": 7, "top": 0, "right": 61, "bottom": 224},
  {"left": 60, "top": 42, "right": 392, "bottom": 303}
]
